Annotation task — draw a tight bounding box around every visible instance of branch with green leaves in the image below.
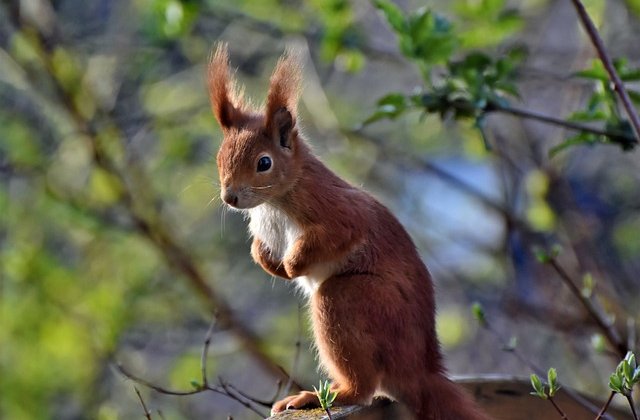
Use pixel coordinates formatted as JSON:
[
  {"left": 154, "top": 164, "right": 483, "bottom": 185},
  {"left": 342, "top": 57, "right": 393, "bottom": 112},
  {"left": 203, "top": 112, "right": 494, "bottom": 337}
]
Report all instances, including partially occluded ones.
[
  {"left": 531, "top": 353, "right": 640, "bottom": 420},
  {"left": 608, "top": 352, "right": 640, "bottom": 420},
  {"left": 530, "top": 368, "right": 567, "bottom": 419},
  {"left": 369, "top": 0, "right": 640, "bottom": 156},
  {"left": 472, "top": 302, "right": 606, "bottom": 416},
  {"left": 532, "top": 245, "right": 627, "bottom": 359},
  {"left": 568, "top": 0, "right": 640, "bottom": 143}
]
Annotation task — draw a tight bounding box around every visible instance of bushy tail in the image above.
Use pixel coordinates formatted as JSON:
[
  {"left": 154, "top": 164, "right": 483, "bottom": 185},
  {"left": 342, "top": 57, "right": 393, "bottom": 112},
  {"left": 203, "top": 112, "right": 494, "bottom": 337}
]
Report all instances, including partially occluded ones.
[{"left": 407, "top": 374, "right": 491, "bottom": 420}]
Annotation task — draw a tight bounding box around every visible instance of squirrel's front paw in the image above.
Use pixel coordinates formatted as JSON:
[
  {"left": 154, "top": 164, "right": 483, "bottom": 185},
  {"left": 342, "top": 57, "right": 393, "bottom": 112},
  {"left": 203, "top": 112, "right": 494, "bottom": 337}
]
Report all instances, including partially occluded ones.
[
  {"left": 283, "top": 259, "right": 300, "bottom": 278},
  {"left": 283, "top": 252, "right": 307, "bottom": 278},
  {"left": 271, "top": 391, "right": 319, "bottom": 414}
]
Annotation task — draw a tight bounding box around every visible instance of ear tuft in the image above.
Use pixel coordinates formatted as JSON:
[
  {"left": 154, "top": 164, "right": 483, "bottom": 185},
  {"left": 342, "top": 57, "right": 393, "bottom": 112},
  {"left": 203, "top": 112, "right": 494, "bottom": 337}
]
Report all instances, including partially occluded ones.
[
  {"left": 207, "top": 43, "right": 245, "bottom": 129},
  {"left": 265, "top": 49, "right": 302, "bottom": 134}
]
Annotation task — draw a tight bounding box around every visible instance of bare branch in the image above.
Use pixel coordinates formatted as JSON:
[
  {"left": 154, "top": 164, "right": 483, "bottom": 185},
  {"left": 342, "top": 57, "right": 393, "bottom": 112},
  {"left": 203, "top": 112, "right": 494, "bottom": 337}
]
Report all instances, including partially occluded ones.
[
  {"left": 134, "top": 387, "right": 153, "bottom": 420},
  {"left": 116, "top": 363, "right": 203, "bottom": 397},
  {"left": 596, "top": 391, "right": 616, "bottom": 420},
  {"left": 488, "top": 102, "right": 637, "bottom": 146},
  {"left": 548, "top": 396, "right": 569, "bottom": 420},
  {"left": 627, "top": 395, "right": 639, "bottom": 420}
]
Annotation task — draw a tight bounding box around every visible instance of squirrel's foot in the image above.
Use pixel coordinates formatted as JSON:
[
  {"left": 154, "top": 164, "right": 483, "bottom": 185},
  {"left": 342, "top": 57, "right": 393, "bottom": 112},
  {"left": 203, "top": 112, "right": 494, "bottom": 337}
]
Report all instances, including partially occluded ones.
[{"left": 271, "top": 391, "right": 319, "bottom": 414}]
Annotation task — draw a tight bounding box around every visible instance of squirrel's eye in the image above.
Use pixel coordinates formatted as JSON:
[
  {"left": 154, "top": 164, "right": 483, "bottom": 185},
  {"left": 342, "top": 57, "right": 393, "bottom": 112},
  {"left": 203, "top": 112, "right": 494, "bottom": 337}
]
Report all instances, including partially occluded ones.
[{"left": 257, "top": 156, "right": 272, "bottom": 172}]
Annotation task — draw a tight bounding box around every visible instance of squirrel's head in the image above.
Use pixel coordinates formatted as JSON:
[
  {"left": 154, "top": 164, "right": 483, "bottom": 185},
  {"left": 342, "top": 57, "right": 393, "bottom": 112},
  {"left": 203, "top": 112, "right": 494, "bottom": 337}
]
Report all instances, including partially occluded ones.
[{"left": 208, "top": 43, "right": 303, "bottom": 210}]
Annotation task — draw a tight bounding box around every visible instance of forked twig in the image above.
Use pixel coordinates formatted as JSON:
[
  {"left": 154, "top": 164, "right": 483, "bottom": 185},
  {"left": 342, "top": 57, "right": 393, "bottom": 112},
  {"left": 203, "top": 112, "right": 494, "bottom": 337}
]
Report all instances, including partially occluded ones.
[{"left": 115, "top": 317, "right": 269, "bottom": 418}]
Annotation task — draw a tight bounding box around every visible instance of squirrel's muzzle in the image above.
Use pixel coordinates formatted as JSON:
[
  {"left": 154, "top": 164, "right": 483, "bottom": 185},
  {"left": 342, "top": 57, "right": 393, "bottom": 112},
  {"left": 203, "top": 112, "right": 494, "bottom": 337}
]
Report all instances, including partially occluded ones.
[{"left": 221, "top": 188, "right": 239, "bottom": 207}]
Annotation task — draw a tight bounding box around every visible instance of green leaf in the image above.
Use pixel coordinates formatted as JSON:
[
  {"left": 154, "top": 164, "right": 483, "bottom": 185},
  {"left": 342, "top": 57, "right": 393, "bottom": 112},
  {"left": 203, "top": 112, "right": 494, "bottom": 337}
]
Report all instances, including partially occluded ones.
[
  {"left": 591, "top": 334, "right": 606, "bottom": 352},
  {"left": 627, "top": 90, "right": 640, "bottom": 105},
  {"left": 364, "top": 93, "right": 408, "bottom": 124},
  {"left": 620, "top": 69, "right": 640, "bottom": 81},
  {"left": 623, "top": 360, "right": 633, "bottom": 383},
  {"left": 574, "top": 67, "right": 608, "bottom": 81},
  {"left": 471, "top": 302, "right": 486, "bottom": 326},
  {"left": 547, "top": 368, "right": 559, "bottom": 396},
  {"left": 581, "top": 272, "right": 595, "bottom": 298},
  {"left": 374, "top": 0, "right": 406, "bottom": 33},
  {"left": 313, "top": 379, "right": 338, "bottom": 410},
  {"left": 532, "top": 246, "right": 550, "bottom": 263},
  {"left": 568, "top": 110, "right": 608, "bottom": 122},
  {"left": 530, "top": 374, "right": 547, "bottom": 399},
  {"left": 626, "top": 352, "right": 636, "bottom": 370},
  {"left": 548, "top": 133, "right": 600, "bottom": 158},
  {"left": 609, "top": 372, "right": 623, "bottom": 393}
]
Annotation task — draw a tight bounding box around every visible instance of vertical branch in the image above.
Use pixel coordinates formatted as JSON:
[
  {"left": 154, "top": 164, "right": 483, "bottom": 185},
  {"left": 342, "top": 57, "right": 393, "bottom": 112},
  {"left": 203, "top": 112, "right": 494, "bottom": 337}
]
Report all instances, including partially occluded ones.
[
  {"left": 201, "top": 317, "right": 217, "bottom": 388},
  {"left": 627, "top": 395, "right": 639, "bottom": 420},
  {"left": 568, "top": 0, "right": 640, "bottom": 142}
]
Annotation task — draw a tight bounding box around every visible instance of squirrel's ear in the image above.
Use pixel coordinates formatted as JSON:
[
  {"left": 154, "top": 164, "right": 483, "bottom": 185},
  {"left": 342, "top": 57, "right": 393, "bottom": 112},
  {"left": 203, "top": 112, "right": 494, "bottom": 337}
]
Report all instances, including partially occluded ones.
[
  {"left": 271, "top": 107, "right": 294, "bottom": 149},
  {"left": 208, "top": 43, "right": 245, "bottom": 130},
  {"left": 265, "top": 49, "right": 301, "bottom": 148}
]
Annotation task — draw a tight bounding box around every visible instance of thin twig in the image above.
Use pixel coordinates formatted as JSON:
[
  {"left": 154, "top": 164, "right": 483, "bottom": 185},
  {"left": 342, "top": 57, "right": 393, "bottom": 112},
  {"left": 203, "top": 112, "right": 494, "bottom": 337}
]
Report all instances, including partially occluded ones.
[
  {"left": 116, "top": 364, "right": 203, "bottom": 396},
  {"left": 627, "top": 394, "right": 639, "bottom": 420},
  {"left": 596, "top": 391, "right": 616, "bottom": 419},
  {"left": 568, "top": 0, "right": 640, "bottom": 142},
  {"left": 134, "top": 386, "right": 153, "bottom": 420},
  {"left": 226, "top": 383, "right": 274, "bottom": 408},
  {"left": 201, "top": 316, "right": 218, "bottom": 388},
  {"left": 217, "top": 378, "right": 269, "bottom": 418},
  {"left": 548, "top": 258, "right": 627, "bottom": 358},
  {"left": 548, "top": 396, "right": 569, "bottom": 420}
]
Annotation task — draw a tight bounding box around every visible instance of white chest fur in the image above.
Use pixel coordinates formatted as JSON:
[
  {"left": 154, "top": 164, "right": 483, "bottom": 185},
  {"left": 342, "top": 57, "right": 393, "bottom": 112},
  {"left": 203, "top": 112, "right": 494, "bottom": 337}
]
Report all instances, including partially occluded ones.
[
  {"left": 248, "top": 204, "right": 300, "bottom": 261},
  {"left": 247, "top": 204, "right": 333, "bottom": 295}
]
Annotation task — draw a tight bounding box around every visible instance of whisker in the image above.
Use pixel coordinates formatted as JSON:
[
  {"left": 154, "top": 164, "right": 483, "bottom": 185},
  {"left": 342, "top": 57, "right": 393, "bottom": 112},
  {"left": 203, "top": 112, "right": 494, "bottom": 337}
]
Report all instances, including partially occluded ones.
[
  {"left": 220, "top": 205, "right": 228, "bottom": 237},
  {"left": 250, "top": 185, "right": 274, "bottom": 190},
  {"left": 206, "top": 194, "right": 219, "bottom": 208}
]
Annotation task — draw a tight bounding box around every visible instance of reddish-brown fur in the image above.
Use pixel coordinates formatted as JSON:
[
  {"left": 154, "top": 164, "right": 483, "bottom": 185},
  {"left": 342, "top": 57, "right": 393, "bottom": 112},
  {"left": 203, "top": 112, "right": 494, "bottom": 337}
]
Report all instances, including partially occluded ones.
[{"left": 208, "top": 43, "right": 490, "bottom": 420}]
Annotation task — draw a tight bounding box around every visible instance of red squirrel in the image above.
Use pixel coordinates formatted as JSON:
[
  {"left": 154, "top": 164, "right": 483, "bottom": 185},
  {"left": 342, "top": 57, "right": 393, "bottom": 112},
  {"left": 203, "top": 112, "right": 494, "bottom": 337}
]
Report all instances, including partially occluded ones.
[{"left": 208, "top": 43, "right": 489, "bottom": 420}]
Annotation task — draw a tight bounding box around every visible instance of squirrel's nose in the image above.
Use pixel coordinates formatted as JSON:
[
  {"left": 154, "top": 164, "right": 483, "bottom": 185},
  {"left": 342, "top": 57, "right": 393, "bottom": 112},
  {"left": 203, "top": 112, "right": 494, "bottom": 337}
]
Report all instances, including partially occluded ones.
[{"left": 222, "top": 189, "right": 239, "bottom": 207}]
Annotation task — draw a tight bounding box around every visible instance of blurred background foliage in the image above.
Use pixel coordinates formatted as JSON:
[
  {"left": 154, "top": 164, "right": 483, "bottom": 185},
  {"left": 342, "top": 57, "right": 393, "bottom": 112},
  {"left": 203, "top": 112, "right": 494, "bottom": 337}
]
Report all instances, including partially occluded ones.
[{"left": 1, "top": 0, "right": 640, "bottom": 419}]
